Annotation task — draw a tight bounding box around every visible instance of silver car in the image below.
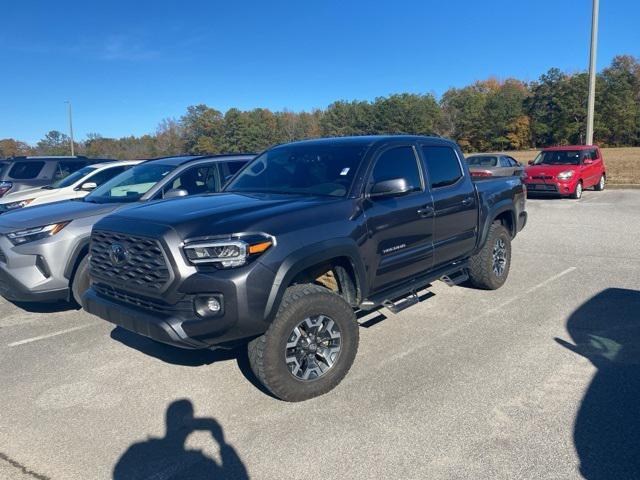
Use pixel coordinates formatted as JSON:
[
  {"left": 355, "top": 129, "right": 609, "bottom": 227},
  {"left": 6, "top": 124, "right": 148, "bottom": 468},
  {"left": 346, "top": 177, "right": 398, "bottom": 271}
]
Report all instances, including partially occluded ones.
[
  {"left": 0, "top": 154, "right": 252, "bottom": 306},
  {"left": 465, "top": 154, "right": 524, "bottom": 177}
]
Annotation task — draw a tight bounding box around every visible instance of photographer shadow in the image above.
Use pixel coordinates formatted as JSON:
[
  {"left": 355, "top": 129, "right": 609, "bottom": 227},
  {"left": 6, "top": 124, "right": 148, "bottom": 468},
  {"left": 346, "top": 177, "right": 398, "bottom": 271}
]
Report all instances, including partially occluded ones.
[
  {"left": 113, "top": 399, "right": 249, "bottom": 479},
  {"left": 555, "top": 288, "right": 640, "bottom": 479}
]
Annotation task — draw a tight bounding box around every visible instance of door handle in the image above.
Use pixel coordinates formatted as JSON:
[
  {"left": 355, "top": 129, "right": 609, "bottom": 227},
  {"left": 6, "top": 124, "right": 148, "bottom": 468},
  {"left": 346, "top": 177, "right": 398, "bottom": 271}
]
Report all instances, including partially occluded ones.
[
  {"left": 417, "top": 205, "right": 434, "bottom": 217},
  {"left": 461, "top": 197, "right": 474, "bottom": 206}
]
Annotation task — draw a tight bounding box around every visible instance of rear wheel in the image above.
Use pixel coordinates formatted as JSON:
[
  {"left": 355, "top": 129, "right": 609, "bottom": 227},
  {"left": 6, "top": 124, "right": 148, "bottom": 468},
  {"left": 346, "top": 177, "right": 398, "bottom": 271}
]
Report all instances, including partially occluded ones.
[
  {"left": 248, "top": 284, "right": 359, "bottom": 402},
  {"left": 468, "top": 222, "right": 511, "bottom": 290},
  {"left": 71, "top": 255, "right": 90, "bottom": 308},
  {"left": 594, "top": 174, "right": 605, "bottom": 191},
  {"left": 571, "top": 181, "right": 583, "bottom": 199}
]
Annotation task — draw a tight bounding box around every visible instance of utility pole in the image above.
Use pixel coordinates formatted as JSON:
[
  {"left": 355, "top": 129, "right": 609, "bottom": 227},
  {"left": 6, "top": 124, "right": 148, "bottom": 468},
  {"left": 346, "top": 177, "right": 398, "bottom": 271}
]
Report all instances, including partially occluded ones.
[
  {"left": 65, "top": 100, "right": 75, "bottom": 156},
  {"left": 586, "top": 0, "right": 599, "bottom": 145}
]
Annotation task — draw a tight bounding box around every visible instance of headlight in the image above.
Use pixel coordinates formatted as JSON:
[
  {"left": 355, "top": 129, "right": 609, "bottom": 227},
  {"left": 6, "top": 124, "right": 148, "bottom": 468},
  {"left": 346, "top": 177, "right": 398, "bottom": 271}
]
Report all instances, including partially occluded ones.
[
  {"left": 557, "top": 170, "right": 575, "bottom": 180},
  {"left": 183, "top": 236, "right": 273, "bottom": 268},
  {"left": 6, "top": 222, "right": 70, "bottom": 246},
  {"left": 2, "top": 198, "right": 35, "bottom": 211}
]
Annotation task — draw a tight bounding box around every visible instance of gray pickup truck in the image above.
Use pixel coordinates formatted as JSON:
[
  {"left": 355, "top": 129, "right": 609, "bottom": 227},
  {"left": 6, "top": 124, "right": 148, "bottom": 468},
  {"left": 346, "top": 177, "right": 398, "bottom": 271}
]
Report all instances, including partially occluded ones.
[{"left": 0, "top": 154, "right": 252, "bottom": 306}]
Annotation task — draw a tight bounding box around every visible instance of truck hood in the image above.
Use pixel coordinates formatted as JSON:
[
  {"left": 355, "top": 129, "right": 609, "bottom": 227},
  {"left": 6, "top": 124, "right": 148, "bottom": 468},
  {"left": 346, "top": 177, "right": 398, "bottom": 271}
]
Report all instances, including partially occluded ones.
[
  {"left": 106, "top": 192, "right": 346, "bottom": 239},
  {"left": 525, "top": 164, "right": 578, "bottom": 176},
  {"left": 0, "top": 199, "right": 120, "bottom": 231}
]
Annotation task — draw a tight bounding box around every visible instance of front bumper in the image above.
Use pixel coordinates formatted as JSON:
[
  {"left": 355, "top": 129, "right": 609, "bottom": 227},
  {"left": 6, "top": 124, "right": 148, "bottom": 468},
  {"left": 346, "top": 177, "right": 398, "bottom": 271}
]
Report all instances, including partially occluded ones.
[
  {"left": 84, "top": 260, "right": 277, "bottom": 349},
  {"left": 0, "top": 266, "right": 68, "bottom": 302},
  {"left": 524, "top": 177, "right": 578, "bottom": 196}
]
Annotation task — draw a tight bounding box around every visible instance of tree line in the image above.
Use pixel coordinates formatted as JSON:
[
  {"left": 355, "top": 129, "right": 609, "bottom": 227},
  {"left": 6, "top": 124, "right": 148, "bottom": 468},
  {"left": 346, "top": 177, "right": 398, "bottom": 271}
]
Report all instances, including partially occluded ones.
[{"left": 1, "top": 55, "right": 638, "bottom": 160}]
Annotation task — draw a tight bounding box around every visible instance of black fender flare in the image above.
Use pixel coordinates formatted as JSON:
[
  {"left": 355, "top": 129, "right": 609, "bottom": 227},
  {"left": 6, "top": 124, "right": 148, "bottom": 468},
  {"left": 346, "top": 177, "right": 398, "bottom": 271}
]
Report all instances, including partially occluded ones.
[
  {"left": 262, "top": 238, "right": 367, "bottom": 322},
  {"left": 63, "top": 237, "right": 91, "bottom": 281},
  {"left": 476, "top": 200, "right": 516, "bottom": 253}
]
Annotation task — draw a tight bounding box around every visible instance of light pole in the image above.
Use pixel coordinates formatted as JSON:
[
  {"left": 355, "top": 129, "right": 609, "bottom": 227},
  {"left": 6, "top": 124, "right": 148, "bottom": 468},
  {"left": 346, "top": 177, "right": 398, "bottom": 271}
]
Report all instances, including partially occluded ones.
[
  {"left": 65, "top": 100, "right": 75, "bottom": 156},
  {"left": 586, "top": 0, "right": 599, "bottom": 145}
]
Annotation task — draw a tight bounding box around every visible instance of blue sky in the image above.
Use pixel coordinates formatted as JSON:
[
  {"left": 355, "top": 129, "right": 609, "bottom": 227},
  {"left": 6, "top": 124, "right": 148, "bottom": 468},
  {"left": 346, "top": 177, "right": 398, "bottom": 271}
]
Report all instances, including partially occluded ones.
[{"left": 1, "top": 0, "right": 639, "bottom": 144}]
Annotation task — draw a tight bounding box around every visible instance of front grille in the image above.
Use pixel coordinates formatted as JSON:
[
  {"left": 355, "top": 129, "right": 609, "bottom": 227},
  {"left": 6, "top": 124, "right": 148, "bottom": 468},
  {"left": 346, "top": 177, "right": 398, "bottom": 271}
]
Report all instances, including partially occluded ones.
[
  {"left": 93, "top": 283, "right": 187, "bottom": 314},
  {"left": 90, "top": 230, "right": 171, "bottom": 292},
  {"left": 0, "top": 249, "right": 6, "bottom": 264},
  {"left": 532, "top": 175, "right": 554, "bottom": 180},
  {"left": 527, "top": 183, "right": 558, "bottom": 192}
]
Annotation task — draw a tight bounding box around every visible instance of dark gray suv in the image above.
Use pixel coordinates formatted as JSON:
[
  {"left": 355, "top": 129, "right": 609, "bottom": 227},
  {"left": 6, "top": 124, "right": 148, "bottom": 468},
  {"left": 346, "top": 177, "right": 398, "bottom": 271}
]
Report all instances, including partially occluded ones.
[{"left": 0, "top": 156, "right": 113, "bottom": 197}]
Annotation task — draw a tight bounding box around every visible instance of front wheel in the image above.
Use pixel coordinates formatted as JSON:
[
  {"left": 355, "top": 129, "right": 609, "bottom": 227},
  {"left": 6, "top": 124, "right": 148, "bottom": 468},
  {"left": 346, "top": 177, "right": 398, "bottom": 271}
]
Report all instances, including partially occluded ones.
[
  {"left": 468, "top": 222, "right": 511, "bottom": 290},
  {"left": 248, "top": 284, "right": 359, "bottom": 402},
  {"left": 71, "top": 255, "right": 90, "bottom": 308},
  {"left": 571, "top": 181, "right": 583, "bottom": 199}
]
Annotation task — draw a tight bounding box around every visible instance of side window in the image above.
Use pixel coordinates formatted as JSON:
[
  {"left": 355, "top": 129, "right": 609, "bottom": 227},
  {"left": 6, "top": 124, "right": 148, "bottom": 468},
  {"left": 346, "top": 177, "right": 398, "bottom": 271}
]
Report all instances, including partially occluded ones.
[
  {"left": 499, "top": 156, "right": 511, "bottom": 167},
  {"left": 8, "top": 161, "right": 45, "bottom": 179},
  {"left": 226, "top": 161, "right": 245, "bottom": 175},
  {"left": 163, "top": 165, "right": 221, "bottom": 197},
  {"left": 86, "top": 166, "right": 128, "bottom": 187},
  {"left": 508, "top": 157, "right": 519, "bottom": 167},
  {"left": 53, "top": 160, "right": 86, "bottom": 182},
  {"left": 590, "top": 149, "right": 598, "bottom": 160},
  {"left": 422, "top": 146, "right": 463, "bottom": 188},
  {"left": 370, "top": 146, "right": 422, "bottom": 192}
]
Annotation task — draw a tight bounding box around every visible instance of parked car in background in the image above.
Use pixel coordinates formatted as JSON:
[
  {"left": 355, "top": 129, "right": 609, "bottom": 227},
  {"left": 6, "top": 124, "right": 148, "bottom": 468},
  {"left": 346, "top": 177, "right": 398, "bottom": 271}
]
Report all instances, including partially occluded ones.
[
  {"left": 524, "top": 145, "right": 606, "bottom": 199},
  {"left": 0, "top": 156, "right": 114, "bottom": 198},
  {"left": 465, "top": 154, "right": 524, "bottom": 178},
  {"left": 84, "top": 135, "right": 527, "bottom": 401},
  {"left": 0, "top": 154, "right": 253, "bottom": 307},
  {"left": 0, "top": 161, "right": 140, "bottom": 213}
]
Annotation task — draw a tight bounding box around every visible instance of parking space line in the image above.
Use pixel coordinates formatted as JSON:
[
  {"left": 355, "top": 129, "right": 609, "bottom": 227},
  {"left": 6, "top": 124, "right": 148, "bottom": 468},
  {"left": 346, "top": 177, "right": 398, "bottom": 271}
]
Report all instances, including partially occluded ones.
[
  {"left": 484, "top": 267, "right": 577, "bottom": 315},
  {"left": 8, "top": 324, "right": 96, "bottom": 347}
]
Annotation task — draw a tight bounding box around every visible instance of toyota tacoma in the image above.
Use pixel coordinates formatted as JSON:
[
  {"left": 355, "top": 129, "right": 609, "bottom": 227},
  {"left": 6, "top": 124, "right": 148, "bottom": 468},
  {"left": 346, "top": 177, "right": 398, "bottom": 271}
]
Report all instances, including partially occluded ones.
[{"left": 84, "top": 136, "right": 527, "bottom": 401}]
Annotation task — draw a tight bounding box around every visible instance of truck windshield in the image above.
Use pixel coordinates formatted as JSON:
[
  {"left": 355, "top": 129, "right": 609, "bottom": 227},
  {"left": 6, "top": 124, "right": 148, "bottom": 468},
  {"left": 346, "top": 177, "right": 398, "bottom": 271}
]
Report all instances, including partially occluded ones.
[
  {"left": 85, "top": 163, "right": 174, "bottom": 203},
  {"left": 533, "top": 151, "right": 582, "bottom": 165},
  {"left": 225, "top": 144, "right": 367, "bottom": 197}
]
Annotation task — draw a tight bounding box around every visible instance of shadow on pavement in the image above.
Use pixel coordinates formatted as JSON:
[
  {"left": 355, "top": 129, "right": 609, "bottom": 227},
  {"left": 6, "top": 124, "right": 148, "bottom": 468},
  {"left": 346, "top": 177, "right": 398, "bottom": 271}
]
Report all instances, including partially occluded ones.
[
  {"left": 555, "top": 288, "right": 640, "bottom": 479},
  {"left": 10, "top": 299, "right": 79, "bottom": 313},
  {"left": 110, "top": 327, "right": 276, "bottom": 398},
  {"left": 113, "top": 399, "right": 249, "bottom": 479}
]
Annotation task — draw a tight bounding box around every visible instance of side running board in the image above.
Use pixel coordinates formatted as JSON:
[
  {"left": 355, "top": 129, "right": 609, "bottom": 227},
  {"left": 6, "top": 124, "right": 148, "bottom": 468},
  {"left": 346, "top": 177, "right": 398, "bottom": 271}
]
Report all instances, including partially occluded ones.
[{"left": 440, "top": 269, "right": 469, "bottom": 287}]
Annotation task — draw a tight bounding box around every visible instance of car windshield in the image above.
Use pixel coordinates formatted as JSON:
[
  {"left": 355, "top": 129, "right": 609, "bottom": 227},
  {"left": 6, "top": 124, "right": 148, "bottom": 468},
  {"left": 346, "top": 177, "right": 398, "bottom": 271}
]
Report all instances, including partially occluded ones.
[
  {"left": 225, "top": 144, "right": 367, "bottom": 197},
  {"left": 466, "top": 155, "right": 497, "bottom": 167},
  {"left": 47, "top": 166, "right": 97, "bottom": 189},
  {"left": 85, "top": 163, "right": 174, "bottom": 203},
  {"left": 534, "top": 150, "right": 583, "bottom": 166}
]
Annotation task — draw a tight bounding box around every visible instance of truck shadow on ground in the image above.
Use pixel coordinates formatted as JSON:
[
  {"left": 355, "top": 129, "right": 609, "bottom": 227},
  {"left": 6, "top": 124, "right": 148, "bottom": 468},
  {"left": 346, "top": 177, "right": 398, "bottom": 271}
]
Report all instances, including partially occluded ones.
[
  {"left": 555, "top": 287, "right": 640, "bottom": 479},
  {"left": 113, "top": 399, "right": 249, "bottom": 479},
  {"left": 110, "top": 327, "right": 276, "bottom": 398},
  {"left": 10, "top": 299, "right": 79, "bottom": 313}
]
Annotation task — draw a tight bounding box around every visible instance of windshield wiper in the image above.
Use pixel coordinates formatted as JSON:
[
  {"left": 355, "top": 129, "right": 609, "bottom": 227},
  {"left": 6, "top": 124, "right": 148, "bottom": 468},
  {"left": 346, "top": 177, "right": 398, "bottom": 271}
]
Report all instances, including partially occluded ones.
[{"left": 41, "top": 185, "right": 54, "bottom": 190}]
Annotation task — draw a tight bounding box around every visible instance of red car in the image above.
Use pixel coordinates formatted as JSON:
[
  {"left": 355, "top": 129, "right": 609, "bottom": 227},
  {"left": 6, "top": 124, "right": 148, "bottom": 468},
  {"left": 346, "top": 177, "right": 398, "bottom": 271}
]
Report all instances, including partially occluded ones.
[{"left": 524, "top": 145, "right": 606, "bottom": 199}]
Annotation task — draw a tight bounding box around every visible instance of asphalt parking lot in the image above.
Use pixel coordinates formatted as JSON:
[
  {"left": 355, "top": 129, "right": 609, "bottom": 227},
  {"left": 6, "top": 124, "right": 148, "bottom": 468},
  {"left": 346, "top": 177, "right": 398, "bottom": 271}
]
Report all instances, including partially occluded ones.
[{"left": 1, "top": 188, "right": 639, "bottom": 480}]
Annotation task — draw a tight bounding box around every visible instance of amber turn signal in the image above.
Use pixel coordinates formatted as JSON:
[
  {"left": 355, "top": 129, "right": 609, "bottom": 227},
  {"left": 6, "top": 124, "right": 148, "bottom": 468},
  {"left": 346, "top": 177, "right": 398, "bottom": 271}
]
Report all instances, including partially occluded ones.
[{"left": 248, "top": 241, "right": 272, "bottom": 254}]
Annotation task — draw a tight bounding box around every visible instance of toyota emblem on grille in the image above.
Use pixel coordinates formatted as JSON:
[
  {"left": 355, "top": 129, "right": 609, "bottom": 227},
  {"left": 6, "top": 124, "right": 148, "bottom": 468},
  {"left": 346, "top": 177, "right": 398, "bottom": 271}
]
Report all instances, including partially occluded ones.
[{"left": 109, "top": 243, "right": 128, "bottom": 266}]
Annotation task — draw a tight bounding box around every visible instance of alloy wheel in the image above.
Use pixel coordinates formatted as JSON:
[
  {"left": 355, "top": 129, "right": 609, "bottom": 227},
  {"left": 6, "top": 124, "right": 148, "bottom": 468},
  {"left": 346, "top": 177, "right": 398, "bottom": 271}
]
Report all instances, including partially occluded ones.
[{"left": 285, "top": 315, "right": 342, "bottom": 381}]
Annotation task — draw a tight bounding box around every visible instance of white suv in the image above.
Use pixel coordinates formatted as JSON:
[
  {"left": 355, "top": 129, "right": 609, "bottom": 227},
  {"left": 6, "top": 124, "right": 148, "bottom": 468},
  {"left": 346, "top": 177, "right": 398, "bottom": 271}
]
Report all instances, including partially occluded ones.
[{"left": 0, "top": 161, "right": 141, "bottom": 213}]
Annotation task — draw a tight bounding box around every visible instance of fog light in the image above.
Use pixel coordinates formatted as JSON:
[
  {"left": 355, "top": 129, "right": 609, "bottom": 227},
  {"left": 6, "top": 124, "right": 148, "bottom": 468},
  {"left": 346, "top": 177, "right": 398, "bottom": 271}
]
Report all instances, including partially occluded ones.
[{"left": 194, "top": 295, "right": 224, "bottom": 318}]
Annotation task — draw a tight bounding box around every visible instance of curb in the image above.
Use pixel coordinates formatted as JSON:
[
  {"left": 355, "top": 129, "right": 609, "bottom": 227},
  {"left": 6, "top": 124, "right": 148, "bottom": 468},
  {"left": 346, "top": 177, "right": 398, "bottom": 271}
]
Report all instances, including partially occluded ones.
[{"left": 607, "top": 184, "right": 640, "bottom": 190}]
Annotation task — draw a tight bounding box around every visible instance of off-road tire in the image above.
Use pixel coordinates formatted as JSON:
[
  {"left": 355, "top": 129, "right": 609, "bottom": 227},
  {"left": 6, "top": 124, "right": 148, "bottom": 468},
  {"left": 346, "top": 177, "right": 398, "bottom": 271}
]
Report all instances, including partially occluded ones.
[
  {"left": 71, "top": 255, "right": 90, "bottom": 308},
  {"left": 594, "top": 174, "right": 605, "bottom": 191},
  {"left": 467, "top": 222, "right": 511, "bottom": 290},
  {"left": 248, "top": 284, "right": 359, "bottom": 402}
]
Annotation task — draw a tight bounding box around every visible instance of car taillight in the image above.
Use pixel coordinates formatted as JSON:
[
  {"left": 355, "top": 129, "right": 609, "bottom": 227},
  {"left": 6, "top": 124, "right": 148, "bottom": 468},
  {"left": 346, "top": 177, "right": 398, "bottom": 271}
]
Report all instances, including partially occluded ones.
[
  {"left": 0, "top": 181, "right": 13, "bottom": 197},
  {"left": 471, "top": 170, "right": 493, "bottom": 177}
]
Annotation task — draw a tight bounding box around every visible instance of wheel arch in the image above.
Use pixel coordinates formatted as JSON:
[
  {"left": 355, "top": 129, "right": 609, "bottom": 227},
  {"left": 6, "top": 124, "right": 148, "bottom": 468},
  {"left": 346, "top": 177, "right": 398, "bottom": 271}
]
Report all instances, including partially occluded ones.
[
  {"left": 263, "top": 239, "right": 366, "bottom": 323},
  {"left": 477, "top": 201, "right": 516, "bottom": 251}
]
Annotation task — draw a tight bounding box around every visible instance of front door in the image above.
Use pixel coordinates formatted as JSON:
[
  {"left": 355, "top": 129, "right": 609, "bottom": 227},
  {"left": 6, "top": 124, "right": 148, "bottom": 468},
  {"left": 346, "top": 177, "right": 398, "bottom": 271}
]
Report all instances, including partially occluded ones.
[{"left": 364, "top": 145, "right": 434, "bottom": 293}]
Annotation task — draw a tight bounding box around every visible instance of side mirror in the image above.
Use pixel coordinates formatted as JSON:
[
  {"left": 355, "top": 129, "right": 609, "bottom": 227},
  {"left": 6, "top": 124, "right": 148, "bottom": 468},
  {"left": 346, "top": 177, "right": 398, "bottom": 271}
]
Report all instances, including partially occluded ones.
[
  {"left": 369, "top": 178, "right": 414, "bottom": 199},
  {"left": 80, "top": 182, "right": 97, "bottom": 192},
  {"left": 528, "top": 160, "right": 534, "bottom": 166},
  {"left": 583, "top": 159, "right": 594, "bottom": 165},
  {"left": 164, "top": 188, "right": 189, "bottom": 199}
]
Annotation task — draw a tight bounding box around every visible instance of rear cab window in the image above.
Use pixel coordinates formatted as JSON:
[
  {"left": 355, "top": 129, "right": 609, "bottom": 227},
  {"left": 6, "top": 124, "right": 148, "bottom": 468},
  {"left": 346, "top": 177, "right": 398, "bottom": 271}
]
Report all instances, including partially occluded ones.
[
  {"left": 8, "top": 161, "right": 45, "bottom": 179},
  {"left": 421, "top": 146, "right": 463, "bottom": 188}
]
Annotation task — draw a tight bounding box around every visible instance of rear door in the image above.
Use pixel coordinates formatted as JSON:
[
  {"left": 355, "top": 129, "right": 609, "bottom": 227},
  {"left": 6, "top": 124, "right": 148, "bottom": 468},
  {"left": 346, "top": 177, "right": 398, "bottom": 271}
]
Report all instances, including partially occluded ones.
[
  {"left": 420, "top": 143, "right": 478, "bottom": 268},
  {"left": 363, "top": 144, "right": 435, "bottom": 292}
]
